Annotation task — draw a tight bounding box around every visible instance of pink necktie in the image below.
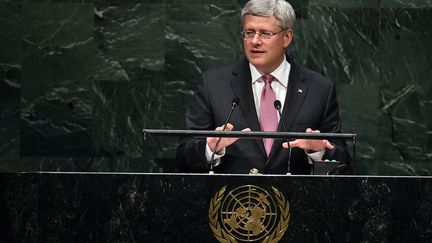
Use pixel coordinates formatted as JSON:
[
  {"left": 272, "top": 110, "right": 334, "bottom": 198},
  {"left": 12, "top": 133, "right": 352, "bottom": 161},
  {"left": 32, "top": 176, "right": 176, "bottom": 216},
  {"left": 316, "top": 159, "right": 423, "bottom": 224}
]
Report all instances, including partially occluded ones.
[{"left": 259, "top": 74, "right": 278, "bottom": 156}]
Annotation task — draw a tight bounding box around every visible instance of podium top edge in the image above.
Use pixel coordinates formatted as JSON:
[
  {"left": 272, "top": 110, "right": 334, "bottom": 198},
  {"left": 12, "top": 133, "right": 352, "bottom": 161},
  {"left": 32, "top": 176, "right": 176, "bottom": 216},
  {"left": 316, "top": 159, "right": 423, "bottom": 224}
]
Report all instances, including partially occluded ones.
[{"left": 4, "top": 172, "right": 432, "bottom": 179}]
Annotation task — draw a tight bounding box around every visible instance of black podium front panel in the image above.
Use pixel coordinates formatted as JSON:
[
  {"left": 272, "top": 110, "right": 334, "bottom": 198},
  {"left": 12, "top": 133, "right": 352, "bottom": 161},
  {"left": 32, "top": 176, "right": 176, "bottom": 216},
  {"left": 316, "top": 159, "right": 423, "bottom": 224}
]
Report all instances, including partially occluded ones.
[{"left": 1, "top": 173, "right": 431, "bottom": 242}]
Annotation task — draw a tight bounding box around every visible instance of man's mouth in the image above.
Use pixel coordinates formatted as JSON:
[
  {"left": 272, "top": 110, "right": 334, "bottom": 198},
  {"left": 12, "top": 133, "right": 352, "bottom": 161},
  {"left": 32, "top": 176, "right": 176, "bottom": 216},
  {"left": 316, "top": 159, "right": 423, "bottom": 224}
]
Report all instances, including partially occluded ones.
[{"left": 251, "top": 50, "right": 265, "bottom": 54}]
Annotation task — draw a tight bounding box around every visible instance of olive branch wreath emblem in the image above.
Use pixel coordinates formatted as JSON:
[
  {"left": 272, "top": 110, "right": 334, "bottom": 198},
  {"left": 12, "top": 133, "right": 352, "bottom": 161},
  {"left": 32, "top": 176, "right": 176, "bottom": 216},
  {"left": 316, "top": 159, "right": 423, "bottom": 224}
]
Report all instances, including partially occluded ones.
[{"left": 209, "top": 186, "right": 290, "bottom": 243}]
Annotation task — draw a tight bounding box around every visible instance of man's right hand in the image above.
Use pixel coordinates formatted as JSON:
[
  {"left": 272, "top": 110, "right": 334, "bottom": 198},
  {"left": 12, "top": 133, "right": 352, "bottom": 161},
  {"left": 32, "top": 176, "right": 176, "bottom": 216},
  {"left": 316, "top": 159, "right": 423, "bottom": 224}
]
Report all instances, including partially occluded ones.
[{"left": 207, "top": 123, "right": 251, "bottom": 154}]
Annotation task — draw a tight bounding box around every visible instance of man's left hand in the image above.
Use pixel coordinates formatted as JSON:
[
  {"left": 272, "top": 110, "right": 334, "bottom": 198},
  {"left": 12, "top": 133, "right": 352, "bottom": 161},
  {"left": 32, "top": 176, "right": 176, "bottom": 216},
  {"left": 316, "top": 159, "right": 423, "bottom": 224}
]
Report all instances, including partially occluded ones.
[{"left": 282, "top": 128, "right": 334, "bottom": 152}]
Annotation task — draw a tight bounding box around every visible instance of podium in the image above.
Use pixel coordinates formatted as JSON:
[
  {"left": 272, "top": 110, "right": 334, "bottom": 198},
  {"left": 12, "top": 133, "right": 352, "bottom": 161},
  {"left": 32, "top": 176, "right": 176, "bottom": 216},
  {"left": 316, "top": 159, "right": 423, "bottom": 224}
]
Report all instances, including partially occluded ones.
[{"left": 1, "top": 172, "right": 431, "bottom": 242}]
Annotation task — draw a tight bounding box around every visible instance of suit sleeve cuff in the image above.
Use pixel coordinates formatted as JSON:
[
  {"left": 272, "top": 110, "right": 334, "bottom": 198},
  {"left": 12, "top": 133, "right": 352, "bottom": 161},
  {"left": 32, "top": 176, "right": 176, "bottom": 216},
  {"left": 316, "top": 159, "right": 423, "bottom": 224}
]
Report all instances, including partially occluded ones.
[
  {"left": 205, "top": 143, "right": 225, "bottom": 167},
  {"left": 306, "top": 149, "right": 325, "bottom": 164}
]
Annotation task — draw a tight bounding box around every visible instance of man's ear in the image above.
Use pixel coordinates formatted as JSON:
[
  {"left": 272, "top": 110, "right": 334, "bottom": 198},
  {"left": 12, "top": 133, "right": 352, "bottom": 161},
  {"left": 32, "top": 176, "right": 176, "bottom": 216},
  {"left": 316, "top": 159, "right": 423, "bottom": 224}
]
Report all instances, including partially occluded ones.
[{"left": 283, "top": 28, "right": 294, "bottom": 48}]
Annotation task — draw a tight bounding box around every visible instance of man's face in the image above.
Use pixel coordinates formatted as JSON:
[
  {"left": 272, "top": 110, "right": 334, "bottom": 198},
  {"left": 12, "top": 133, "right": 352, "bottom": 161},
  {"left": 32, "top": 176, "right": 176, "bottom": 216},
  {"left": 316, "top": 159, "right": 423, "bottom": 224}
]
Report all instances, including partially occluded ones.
[{"left": 243, "top": 15, "right": 293, "bottom": 74}]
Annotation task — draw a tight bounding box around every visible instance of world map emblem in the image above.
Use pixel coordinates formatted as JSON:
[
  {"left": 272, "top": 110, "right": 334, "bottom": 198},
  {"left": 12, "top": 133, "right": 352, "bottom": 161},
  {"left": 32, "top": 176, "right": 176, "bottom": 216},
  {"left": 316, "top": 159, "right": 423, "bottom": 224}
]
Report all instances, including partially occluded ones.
[{"left": 209, "top": 185, "right": 290, "bottom": 243}]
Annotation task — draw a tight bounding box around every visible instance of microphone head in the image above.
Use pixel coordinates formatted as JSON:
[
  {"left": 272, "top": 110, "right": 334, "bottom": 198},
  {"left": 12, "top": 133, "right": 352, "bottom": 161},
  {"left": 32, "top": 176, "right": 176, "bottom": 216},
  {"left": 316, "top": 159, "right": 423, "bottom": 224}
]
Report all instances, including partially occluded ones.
[
  {"left": 232, "top": 97, "right": 240, "bottom": 107},
  {"left": 274, "top": 100, "right": 282, "bottom": 110}
]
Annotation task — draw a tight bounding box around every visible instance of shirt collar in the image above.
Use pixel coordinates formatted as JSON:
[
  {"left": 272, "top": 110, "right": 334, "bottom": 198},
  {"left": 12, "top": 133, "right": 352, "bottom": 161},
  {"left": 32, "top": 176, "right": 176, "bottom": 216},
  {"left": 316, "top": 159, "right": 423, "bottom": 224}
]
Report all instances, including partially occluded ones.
[{"left": 249, "top": 56, "right": 291, "bottom": 88}]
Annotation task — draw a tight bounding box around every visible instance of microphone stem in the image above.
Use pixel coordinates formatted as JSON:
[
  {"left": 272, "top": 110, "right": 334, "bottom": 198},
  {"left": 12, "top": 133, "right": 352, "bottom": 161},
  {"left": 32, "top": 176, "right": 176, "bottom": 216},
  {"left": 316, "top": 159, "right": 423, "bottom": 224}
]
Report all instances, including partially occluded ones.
[
  {"left": 276, "top": 108, "right": 291, "bottom": 175},
  {"left": 209, "top": 103, "right": 237, "bottom": 173}
]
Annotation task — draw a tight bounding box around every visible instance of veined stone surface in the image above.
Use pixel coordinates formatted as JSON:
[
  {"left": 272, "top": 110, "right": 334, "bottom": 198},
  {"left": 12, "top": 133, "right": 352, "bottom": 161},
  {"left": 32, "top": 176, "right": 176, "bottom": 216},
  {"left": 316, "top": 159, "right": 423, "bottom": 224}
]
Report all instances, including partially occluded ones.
[{"left": 0, "top": 0, "right": 431, "bottom": 175}]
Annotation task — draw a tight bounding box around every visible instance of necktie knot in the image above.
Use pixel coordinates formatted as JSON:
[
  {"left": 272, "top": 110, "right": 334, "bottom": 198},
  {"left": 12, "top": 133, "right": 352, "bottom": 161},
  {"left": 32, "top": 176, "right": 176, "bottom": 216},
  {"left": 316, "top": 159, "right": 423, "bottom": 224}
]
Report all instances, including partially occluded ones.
[{"left": 262, "top": 74, "right": 274, "bottom": 84}]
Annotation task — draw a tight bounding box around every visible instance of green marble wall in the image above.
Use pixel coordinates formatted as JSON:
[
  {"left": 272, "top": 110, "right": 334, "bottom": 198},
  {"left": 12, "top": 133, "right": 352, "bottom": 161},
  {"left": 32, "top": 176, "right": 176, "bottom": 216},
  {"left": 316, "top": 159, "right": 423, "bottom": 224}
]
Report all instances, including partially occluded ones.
[{"left": 0, "top": 0, "right": 431, "bottom": 175}]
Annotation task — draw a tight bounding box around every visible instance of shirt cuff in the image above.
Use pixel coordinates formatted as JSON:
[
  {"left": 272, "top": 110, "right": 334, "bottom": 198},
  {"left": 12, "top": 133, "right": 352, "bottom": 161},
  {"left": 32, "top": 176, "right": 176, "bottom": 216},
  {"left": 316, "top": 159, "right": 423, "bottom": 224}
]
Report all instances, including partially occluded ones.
[
  {"left": 306, "top": 149, "right": 325, "bottom": 164},
  {"left": 205, "top": 143, "right": 225, "bottom": 167}
]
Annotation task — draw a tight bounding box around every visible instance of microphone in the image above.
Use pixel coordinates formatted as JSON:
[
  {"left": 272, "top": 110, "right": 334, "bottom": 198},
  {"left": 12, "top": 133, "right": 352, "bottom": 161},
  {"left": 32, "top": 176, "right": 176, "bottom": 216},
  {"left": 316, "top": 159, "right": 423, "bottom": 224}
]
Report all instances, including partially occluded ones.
[
  {"left": 209, "top": 97, "right": 240, "bottom": 174},
  {"left": 274, "top": 100, "right": 292, "bottom": 175}
]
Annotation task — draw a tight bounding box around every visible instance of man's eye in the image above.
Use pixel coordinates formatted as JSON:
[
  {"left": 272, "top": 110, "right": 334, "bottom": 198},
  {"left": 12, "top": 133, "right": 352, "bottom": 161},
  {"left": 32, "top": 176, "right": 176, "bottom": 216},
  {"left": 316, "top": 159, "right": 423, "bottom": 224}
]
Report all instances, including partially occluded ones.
[
  {"left": 245, "top": 31, "right": 255, "bottom": 35},
  {"left": 261, "top": 32, "right": 272, "bottom": 37}
]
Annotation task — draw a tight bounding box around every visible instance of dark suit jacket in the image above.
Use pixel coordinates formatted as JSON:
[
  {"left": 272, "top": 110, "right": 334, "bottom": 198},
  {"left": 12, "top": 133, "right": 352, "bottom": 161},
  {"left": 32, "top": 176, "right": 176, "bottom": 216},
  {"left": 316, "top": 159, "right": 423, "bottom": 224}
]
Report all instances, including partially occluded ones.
[{"left": 176, "top": 56, "right": 349, "bottom": 174}]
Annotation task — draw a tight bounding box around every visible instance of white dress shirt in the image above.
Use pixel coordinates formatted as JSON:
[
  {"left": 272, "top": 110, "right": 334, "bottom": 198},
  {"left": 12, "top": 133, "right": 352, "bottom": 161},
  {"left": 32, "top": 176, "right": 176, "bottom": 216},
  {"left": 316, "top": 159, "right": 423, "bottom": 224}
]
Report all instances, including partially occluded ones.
[{"left": 250, "top": 59, "right": 289, "bottom": 119}]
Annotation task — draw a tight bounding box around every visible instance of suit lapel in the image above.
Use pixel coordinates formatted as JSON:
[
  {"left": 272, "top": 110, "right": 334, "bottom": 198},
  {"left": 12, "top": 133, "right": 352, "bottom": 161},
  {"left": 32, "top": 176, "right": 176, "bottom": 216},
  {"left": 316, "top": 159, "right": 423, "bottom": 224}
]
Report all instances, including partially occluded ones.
[
  {"left": 230, "top": 60, "right": 267, "bottom": 156},
  {"left": 281, "top": 62, "right": 308, "bottom": 131}
]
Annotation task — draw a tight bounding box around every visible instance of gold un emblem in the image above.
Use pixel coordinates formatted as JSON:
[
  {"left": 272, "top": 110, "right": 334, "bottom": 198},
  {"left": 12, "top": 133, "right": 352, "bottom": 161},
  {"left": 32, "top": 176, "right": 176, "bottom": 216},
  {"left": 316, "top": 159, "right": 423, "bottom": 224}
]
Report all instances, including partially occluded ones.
[{"left": 209, "top": 185, "right": 290, "bottom": 243}]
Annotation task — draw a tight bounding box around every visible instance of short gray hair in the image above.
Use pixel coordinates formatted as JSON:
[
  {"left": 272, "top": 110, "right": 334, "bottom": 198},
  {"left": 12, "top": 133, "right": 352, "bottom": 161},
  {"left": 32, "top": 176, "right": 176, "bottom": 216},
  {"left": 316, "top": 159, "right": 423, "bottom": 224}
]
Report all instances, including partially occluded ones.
[{"left": 241, "top": 0, "right": 296, "bottom": 30}]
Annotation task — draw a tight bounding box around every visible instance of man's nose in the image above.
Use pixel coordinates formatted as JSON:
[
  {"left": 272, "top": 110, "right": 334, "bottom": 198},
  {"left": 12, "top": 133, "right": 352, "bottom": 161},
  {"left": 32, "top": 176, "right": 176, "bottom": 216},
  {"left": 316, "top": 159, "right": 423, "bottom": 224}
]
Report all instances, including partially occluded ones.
[{"left": 251, "top": 33, "right": 262, "bottom": 45}]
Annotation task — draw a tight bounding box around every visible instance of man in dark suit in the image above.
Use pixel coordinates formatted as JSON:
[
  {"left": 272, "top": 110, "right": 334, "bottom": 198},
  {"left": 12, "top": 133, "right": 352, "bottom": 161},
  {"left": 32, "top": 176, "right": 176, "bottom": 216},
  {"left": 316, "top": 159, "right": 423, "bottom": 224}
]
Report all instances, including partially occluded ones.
[{"left": 176, "top": 0, "right": 349, "bottom": 174}]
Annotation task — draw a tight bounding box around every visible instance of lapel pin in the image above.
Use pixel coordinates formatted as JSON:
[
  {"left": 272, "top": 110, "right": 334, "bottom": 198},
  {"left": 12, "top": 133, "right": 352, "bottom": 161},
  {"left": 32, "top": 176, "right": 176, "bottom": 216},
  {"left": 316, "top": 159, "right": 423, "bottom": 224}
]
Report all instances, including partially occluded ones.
[{"left": 297, "top": 89, "right": 303, "bottom": 94}]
